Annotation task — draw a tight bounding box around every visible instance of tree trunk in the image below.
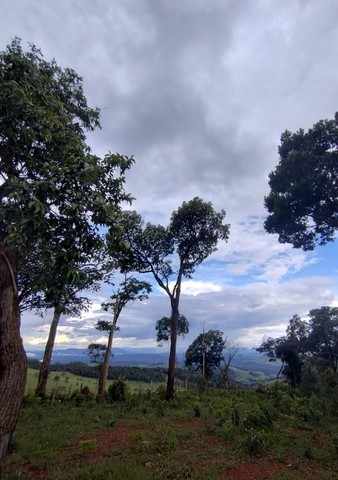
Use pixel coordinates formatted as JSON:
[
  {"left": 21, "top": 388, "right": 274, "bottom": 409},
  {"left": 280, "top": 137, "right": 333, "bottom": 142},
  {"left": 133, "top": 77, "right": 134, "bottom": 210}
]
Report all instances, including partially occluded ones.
[
  {"left": 97, "top": 316, "right": 117, "bottom": 399},
  {"left": 166, "top": 293, "right": 180, "bottom": 401},
  {"left": 36, "top": 305, "right": 62, "bottom": 396},
  {"left": 0, "top": 239, "right": 27, "bottom": 469}
]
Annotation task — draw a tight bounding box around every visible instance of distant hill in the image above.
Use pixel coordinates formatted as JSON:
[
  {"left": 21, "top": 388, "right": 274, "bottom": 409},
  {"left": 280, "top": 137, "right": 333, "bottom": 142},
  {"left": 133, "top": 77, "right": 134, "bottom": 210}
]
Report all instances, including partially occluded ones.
[{"left": 26, "top": 347, "right": 280, "bottom": 377}]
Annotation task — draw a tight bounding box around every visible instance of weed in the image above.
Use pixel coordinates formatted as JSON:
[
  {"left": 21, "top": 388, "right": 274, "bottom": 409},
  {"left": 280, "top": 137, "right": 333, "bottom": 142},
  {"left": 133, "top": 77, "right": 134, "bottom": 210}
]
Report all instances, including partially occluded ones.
[
  {"left": 128, "top": 431, "right": 153, "bottom": 454},
  {"left": 243, "top": 431, "right": 266, "bottom": 455},
  {"left": 78, "top": 439, "right": 97, "bottom": 454},
  {"left": 193, "top": 403, "right": 201, "bottom": 417}
]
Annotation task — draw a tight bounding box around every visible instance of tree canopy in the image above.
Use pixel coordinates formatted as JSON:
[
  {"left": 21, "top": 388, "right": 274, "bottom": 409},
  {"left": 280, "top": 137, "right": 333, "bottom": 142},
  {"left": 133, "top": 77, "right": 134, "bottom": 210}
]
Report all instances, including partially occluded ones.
[
  {"left": 155, "top": 314, "right": 189, "bottom": 346},
  {"left": 264, "top": 112, "right": 338, "bottom": 250},
  {"left": 185, "top": 329, "right": 226, "bottom": 381},
  {"left": 257, "top": 307, "right": 338, "bottom": 388},
  {"left": 107, "top": 197, "right": 229, "bottom": 399}
]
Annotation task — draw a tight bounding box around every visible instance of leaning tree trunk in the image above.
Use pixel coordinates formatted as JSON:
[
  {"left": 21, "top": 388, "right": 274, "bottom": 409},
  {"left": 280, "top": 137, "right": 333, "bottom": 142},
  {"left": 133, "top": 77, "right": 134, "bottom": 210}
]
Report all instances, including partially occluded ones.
[
  {"left": 36, "top": 305, "right": 62, "bottom": 396},
  {"left": 0, "top": 239, "right": 27, "bottom": 469},
  {"left": 97, "top": 316, "right": 117, "bottom": 400}
]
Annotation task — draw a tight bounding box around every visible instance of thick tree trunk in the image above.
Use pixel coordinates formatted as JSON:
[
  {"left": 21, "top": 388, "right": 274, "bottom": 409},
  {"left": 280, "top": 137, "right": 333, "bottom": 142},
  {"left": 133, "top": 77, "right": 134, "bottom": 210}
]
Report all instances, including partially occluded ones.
[
  {"left": 97, "top": 315, "right": 117, "bottom": 399},
  {"left": 166, "top": 290, "right": 180, "bottom": 401},
  {"left": 0, "top": 240, "right": 27, "bottom": 469},
  {"left": 36, "top": 305, "right": 62, "bottom": 396}
]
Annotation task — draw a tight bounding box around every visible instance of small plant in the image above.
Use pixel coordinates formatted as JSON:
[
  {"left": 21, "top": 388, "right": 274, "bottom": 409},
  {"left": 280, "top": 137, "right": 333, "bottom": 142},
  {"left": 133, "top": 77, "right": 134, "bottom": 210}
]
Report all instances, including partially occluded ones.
[
  {"left": 78, "top": 439, "right": 97, "bottom": 454},
  {"left": 193, "top": 404, "right": 201, "bottom": 417},
  {"left": 243, "top": 431, "right": 266, "bottom": 456},
  {"left": 155, "top": 426, "right": 179, "bottom": 455},
  {"left": 243, "top": 405, "right": 274, "bottom": 430},
  {"left": 128, "top": 431, "right": 152, "bottom": 453},
  {"left": 231, "top": 406, "right": 240, "bottom": 426},
  {"left": 155, "top": 384, "right": 167, "bottom": 400}
]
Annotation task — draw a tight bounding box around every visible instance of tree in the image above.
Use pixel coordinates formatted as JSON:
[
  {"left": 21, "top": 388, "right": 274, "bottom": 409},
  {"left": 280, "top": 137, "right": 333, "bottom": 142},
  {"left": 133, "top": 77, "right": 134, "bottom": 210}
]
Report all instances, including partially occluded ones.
[
  {"left": 216, "top": 340, "right": 239, "bottom": 389},
  {"left": 257, "top": 315, "right": 311, "bottom": 388},
  {"left": 0, "top": 39, "right": 133, "bottom": 464},
  {"left": 257, "top": 309, "right": 338, "bottom": 389},
  {"left": 264, "top": 113, "right": 338, "bottom": 250},
  {"left": 97, "top": 276, "right": 151, "bottom": 399},
  {"left": 185, "top": 329, "right": 227, "bottom": 382},
  {"left": 155, "top": 314, "right": 189, "bottom": 347},
  {"left": 107, "top": 197, "right": 229, "bottom": 400},
  {"left": 34, "top": 264, "right": 100, "bottom": 396},
  {"left": 307, "top": 307, "right": 338, "bottom": 372}
]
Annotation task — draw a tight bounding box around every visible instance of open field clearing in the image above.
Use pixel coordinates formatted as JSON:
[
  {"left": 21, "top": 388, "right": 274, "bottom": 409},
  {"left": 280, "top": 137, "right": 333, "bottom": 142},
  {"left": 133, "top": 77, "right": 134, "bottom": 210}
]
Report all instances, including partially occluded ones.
[{"left": 3, "top": 384, "right": 338, "bottom": 480}]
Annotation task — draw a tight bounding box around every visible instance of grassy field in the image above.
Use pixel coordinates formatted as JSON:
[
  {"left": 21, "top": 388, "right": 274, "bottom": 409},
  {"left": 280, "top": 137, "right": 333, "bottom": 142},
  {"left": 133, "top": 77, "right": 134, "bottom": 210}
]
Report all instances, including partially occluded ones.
[
  {"left": 25, "top": 368, "right": 165, "bottom": 396},
  {"left": 3, "top": 380, "right": 338, "bottom": 479}
]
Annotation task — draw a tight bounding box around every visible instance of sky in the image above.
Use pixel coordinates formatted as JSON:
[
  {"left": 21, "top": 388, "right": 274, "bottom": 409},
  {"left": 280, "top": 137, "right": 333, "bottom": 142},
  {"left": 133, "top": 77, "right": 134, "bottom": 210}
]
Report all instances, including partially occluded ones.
[{"left": 1, "top": 0, "right": 338, "bottom": 352}]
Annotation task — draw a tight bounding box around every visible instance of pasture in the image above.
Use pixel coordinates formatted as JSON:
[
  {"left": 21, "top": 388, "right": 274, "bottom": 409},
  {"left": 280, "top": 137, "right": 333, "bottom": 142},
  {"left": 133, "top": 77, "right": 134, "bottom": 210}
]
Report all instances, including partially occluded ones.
[{"left": 3, "top": 380, "right": 338, "bottom": 479}]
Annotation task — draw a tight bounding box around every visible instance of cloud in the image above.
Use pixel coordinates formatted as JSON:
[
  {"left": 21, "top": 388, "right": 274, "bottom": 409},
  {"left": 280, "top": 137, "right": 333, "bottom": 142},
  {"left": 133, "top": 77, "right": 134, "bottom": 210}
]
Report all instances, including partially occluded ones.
[{"left": 2, "top": 0, "right": 338, "bottom": 351}]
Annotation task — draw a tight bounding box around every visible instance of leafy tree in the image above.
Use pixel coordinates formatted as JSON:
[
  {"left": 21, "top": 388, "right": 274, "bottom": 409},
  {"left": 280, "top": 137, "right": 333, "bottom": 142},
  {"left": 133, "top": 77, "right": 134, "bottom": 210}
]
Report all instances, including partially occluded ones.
[
  {"left": 307, "top": 307, "right": 338, "bottom": 372},
  {"left": 87, "top": 343, "right": 107, "bottom": 365},
  {"left": 155, "top": 314, "right": 189, "bottom": 346},
  {"left": 264, "top": 112, "right": 338, "bottom": 250},
  {"left": 185, "top": 329, "right": 227, "bottom": 381},
  {"left": 97, "top": 275, "right": 151, "bottom": 398},
  {"left": 256, "top": 315, "right": 307, "bottom": 388},
  {"left": 0, "top": 39, "right": 133, "bottom": 462},
  {"left": 107, "top": 197, "right": 229, "bottom": 400}
]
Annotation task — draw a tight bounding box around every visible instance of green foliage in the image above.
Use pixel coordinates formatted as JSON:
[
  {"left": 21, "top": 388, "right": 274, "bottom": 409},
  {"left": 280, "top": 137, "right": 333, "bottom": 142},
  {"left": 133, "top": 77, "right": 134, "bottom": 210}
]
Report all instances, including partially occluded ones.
[
  {"left": 3, "top": 388, "right": 338, "bottom": 479},
  {"left": 265, "top": 112, "right": 338, "bottom": 250},
  {"left": 128, "top": 431, "right": 152, "bottom": 453},
  {"left": 87, "top": 343, "right": 106, "bottom": 365},
  {"left": 243, "top": 405, "right": 274, "bottom": 430},
  {"left": 257, "top": 308, "right": 338, "bottom": 388},
  {"left": 107, "top": 199, "right": 230, "bottom": 400},
  {"left": 155, "top": 314, "right": 189, "bottom": 345},
  {"left": 0, "top": 37, "right": 133, "bottom": 256},
  {"left": 78, "top": 439, "right": 97, "bottom": 454},
  {"left": 107, "top": 377, "right": 129, "bottom": 403},
  {"left": 185, "top": 329, "right": 226, "bottom": 380},
  {"left": 243, "top": 431, "right": 267, "bottom": 455}
]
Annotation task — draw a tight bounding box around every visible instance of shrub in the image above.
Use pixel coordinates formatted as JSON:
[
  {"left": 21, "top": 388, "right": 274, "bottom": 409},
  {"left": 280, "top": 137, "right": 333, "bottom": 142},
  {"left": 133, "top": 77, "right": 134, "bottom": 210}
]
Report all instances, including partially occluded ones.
[
  {"left": 243, "top": 431, "right": 266, "bottom": 455},
  {"left": 107, "top": 377, "right": 129, "bottom": 403}
]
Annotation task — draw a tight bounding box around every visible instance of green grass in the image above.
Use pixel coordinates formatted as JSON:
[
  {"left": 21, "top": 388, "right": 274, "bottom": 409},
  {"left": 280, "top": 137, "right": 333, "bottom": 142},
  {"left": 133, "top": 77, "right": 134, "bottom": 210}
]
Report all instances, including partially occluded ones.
[
  {"left": 3, "top": 383, "right": 338, "bottom": 479},
  {"left": 25, "top": 368, "right": 165, "bottom": 396}
]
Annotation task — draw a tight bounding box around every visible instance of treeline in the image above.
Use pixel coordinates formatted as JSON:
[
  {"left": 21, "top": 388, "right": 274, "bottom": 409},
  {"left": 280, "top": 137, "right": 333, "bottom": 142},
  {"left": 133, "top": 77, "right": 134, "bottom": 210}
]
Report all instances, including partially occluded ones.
[{"left": 27, "top": 359, "right": 199, "bottom": 385}]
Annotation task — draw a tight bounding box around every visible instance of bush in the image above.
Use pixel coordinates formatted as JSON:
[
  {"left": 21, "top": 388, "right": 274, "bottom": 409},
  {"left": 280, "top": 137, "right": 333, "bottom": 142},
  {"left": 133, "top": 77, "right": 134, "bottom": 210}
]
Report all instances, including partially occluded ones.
[
  {"left": 70, "top": 388, "right": 95, "bottom": 406},
  {"left": 243, "top": 431, "right": 266, "bottom": 455},
  {"left": 107, "top": 377, "right": 129, "bottom": 403},
  {"left": 243, "top": 405, "right": 274, "bottom": 430}
]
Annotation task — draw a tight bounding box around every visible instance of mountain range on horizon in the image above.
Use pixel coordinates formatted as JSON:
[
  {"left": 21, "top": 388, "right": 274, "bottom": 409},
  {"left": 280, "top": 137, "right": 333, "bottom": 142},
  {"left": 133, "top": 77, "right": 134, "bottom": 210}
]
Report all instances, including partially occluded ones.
[{"left": 26, "top": 347, "right": 280, "bottom": 376}]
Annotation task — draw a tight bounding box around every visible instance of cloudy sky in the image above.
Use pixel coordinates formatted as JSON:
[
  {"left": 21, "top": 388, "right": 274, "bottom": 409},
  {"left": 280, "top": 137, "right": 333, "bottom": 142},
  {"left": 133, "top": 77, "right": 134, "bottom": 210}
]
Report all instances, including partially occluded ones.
[{"left": 2, "top": 0, "right": 338, "bottom": 352}]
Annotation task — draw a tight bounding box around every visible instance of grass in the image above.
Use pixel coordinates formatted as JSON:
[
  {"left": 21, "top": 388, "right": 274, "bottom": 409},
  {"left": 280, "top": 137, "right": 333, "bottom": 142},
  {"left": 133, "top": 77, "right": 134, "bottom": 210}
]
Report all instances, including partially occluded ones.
[
  {"left": 3, "top": 382, "right": 338, "bottom": 479},
  {"left": 25, "top": 368, "right": 165, "bottom": 396}
]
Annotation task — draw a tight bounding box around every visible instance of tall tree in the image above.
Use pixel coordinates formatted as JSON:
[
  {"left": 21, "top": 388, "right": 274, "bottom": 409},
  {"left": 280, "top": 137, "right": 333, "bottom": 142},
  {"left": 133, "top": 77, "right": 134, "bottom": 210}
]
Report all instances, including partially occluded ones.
[
  {"left": 264, "top": 112, "right": 338, "bottom": 250},
  {"left": 307, "top": 307, "right": 338, "bottom": 372},
  {"left": 97, "top": 276, "right": 151, "bottom": 399},
  {"left": 0, "top": 39, "right": 133, "bottom": 464},
  {"left": 107, "top": 197, "right": 229, "bottom": 400},
  {"left": 185, "top": 329, "right": 227, "bottom": 382},
  {"left": 155, "top": 314, "right": 189, "bottom": 347}
]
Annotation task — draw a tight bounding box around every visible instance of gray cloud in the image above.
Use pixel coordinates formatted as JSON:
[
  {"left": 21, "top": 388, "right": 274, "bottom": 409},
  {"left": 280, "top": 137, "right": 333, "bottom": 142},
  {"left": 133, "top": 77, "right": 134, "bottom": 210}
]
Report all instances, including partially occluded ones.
[{"left": 2, "top": 0, "right": 338, "bottom": 349}]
